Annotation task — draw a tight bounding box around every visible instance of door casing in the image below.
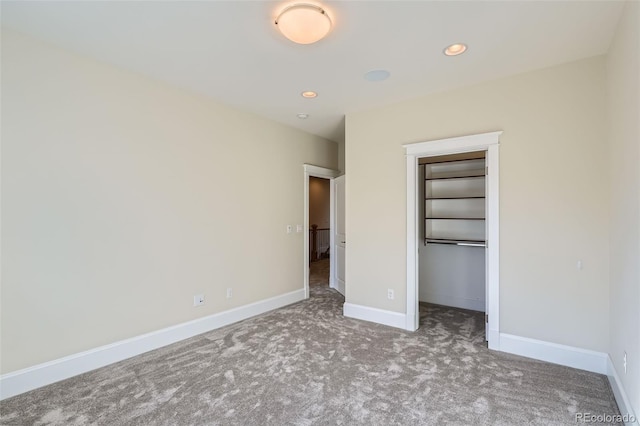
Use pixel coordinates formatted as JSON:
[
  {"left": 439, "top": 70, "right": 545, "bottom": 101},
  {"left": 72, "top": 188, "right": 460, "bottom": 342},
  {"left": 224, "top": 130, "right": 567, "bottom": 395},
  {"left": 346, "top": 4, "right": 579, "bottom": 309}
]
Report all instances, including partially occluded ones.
[
  {"left": 404, "top": 131, "right": 501, "bottom": 350},
  {"left": 303, "top": 164, "right": 340, "bottom": 298}
]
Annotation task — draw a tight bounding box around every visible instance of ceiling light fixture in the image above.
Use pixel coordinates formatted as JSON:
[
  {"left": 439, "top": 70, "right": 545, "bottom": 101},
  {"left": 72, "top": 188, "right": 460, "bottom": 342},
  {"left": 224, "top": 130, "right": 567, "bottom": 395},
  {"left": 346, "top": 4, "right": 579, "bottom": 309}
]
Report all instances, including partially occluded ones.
[
  {"left": 297, "top": 113, "right": 309, "bottom": 119},
  {"left": 444, "top": 43, "right": 467, "bottom": 56},
  {"left": 275, "top": 3, "right": 332, "bottom": 45},
  {"left": 301, "top": 91, "right": 318, "bottom": 98}
]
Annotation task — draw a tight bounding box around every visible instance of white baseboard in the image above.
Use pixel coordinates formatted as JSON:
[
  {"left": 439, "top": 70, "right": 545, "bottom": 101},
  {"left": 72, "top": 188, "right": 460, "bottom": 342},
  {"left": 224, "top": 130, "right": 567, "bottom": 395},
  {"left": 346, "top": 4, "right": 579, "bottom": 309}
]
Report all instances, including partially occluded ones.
[
  {"left": 419, "top": 292, "right": 484, "bottom": 312},
  {"left": 343, "top": 302, "right": 406, "bottom": 329},
  {"left": 498, "top": 333, "right": 608, "bottom": 374},
  {"left": 607, "top": 356, "right": 639, "bottom": 425},
  {"left": 0, "top": 288, "right": 305, "bottom": 401}
]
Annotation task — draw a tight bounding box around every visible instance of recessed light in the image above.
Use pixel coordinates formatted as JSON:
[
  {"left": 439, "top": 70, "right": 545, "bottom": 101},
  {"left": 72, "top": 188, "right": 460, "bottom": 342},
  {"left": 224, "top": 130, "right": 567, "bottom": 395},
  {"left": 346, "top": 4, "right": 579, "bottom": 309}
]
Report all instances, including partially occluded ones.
[
  {"left": 364, "top": 70, "right": 390, "bottom": 82},
  {"left": 444, "top": 43, "right": 467, "bottom": 56},
  {"left": 301, "top": 91, "right": 318, "bottom": 98},
  {"left": 297, "top": 113, "right": 309, "bottom": 119}
]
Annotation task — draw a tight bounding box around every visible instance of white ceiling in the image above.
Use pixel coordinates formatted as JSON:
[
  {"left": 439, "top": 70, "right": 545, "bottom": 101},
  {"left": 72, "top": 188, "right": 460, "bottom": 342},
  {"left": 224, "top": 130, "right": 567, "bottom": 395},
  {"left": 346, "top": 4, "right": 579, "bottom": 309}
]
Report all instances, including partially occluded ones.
[{"left": 1, "top": 1, "right": 625, "bottom": 143}]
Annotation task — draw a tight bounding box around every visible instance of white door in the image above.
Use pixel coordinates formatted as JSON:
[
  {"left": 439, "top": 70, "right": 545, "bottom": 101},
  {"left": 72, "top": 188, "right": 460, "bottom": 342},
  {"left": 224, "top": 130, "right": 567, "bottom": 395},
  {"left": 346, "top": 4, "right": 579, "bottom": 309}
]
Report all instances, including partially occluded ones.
[{"left": 334, "top": 175, "right": 346, "bottom": 295}]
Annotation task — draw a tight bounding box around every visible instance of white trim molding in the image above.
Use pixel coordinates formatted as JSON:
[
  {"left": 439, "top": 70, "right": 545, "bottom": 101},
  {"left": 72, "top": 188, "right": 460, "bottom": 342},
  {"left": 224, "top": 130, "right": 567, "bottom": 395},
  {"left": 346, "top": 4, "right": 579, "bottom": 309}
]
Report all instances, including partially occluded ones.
[
  {"left": 0, "top": 289, "right": 305, "bottom": 400},
  {"left": 404, "top": 131, "right": 503, "bottom": 157},
  {"left": 303, "top": 164, "right": 340, "bottom": 299},
  {"left": 499, "top": 333, "right": 608, "bottom": 374},
  {"left": 343, "top": 303, "right": 407, "bottom": 329},
  {"left": 303, "top": 164, "right": 340, "bottom": 178},
  {"left": 403, "top": 131, "right": 502, "bottom": 342},
  {"left": 607, "top": 356, "right": 639, "bottom": 425}
]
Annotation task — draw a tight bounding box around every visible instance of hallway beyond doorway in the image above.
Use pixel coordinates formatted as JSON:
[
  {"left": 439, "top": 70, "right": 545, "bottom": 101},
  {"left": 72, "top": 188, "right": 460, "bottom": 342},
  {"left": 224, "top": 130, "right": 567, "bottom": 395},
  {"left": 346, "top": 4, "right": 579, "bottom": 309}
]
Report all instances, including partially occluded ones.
[{"left": 310, "top": 258, "right": 330, "bottom": 287}]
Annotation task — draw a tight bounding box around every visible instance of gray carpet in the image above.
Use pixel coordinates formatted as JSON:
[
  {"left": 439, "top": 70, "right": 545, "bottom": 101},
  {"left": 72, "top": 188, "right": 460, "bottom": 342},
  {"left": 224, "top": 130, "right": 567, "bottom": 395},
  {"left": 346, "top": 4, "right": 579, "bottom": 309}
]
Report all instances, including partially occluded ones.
[{"left": 0, "top": 285, "right": 620, "bottom": 425}]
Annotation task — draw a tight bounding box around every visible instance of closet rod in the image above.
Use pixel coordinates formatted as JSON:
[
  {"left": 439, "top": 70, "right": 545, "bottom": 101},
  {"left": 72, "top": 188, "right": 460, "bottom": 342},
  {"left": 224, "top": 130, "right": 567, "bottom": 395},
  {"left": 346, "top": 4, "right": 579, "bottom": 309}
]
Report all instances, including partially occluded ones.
[{"left": 424, "top": 239, "right": 486, "bottom": 247}]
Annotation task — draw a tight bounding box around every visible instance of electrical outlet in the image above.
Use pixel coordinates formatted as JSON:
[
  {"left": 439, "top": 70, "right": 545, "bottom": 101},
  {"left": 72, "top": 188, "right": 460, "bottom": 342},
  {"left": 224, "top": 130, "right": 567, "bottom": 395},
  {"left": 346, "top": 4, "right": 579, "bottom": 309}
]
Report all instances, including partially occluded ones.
[
  {"left": 226, "top": 288, "right": 233, "bottom": 299},
  {"left": 623, "top": 351, "right": 627, "bottom": 374},
  {"left": 387, "top": 289, "right": 394, "bottom": 300},
  {"left": 296, "top": 224, "right": 303, "bottom": 233},
  {"left": 193, "top": 294, "right": 205, "bottom": 307}
]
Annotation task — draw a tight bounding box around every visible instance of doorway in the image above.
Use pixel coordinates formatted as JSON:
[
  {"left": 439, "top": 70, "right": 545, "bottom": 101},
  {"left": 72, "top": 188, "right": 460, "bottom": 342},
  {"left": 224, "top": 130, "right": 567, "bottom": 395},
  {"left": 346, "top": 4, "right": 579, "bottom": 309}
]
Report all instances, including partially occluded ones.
[
  {"left": 404, "top": 132, "right": 501, "bottom": 350},
  {"left": 419, "top": 152, "right": 487, "bottom": 339},
  {"left": 303, "top": 164, "right": 340, "bottom": 299},
  {"left": 308, "top": 176, "right": 331, "bottom": 288}
]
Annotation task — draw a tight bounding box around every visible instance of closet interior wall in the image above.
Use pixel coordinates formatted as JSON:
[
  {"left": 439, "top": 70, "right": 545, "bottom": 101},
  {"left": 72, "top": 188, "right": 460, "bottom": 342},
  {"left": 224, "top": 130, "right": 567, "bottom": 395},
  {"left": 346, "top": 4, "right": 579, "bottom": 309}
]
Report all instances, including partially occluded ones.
[{"left": 418, "top": 154, "right": 487, "bottom": 312}]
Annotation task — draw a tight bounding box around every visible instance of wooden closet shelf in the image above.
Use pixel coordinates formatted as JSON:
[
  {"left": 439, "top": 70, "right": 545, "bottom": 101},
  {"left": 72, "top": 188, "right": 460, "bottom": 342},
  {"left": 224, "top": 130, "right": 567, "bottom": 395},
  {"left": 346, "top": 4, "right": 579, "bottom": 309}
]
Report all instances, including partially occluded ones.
[{"left": 425, "top": 174, "right": 485, "bottom": 181}]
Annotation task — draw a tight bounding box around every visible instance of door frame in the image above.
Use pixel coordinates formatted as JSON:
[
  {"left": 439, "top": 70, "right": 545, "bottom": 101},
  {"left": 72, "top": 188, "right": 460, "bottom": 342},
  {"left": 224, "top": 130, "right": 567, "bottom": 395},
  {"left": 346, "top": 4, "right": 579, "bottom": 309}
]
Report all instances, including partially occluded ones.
[
  {"left": 303, "top": 164, "right": 340, "bottom": 299},
  {"left": 403, "top": 131, "right": 501, "bottom": 350},
  {"left": 333, "top": 175, "right": 346, "bottom": 296}
]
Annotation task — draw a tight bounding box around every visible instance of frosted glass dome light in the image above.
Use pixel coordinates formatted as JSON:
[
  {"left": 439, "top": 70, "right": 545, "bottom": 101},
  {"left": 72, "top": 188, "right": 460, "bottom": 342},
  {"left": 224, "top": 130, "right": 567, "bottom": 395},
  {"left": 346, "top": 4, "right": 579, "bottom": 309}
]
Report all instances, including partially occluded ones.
[{"left": 275, "top": 3, "right": 332, "bottom": 45}]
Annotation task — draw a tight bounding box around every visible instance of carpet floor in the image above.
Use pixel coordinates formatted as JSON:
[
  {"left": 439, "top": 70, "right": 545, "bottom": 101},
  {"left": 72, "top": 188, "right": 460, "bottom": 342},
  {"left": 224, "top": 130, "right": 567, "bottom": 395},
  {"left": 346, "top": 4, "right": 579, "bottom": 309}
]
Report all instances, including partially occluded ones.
[{"left": 0, "top": 283, "right": 620, "bottom": 425}]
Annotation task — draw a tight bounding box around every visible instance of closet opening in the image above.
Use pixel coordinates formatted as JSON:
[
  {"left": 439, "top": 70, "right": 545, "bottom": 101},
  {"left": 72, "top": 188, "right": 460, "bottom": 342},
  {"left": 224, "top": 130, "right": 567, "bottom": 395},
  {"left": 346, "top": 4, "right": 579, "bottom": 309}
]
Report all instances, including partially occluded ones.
[
  {"left": 404, "top": 131, "right": 500, "bottom": 349},
  {"left": 418, "top": 151, "right": 488, "bottom": 342}
]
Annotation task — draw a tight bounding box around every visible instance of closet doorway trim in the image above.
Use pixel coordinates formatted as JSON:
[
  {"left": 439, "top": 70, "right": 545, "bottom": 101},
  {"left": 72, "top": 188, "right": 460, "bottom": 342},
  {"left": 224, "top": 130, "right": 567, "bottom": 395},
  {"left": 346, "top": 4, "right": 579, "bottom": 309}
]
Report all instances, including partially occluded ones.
[{"left": 403, "top": 131, "right": 502, "bottom": 350}]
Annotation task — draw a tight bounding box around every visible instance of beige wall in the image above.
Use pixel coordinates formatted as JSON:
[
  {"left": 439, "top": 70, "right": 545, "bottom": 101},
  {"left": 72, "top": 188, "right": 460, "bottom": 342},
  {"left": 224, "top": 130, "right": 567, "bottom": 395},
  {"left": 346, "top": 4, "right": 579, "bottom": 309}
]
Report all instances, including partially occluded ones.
[
  {"left": 606, "top": 0, "right": 640, "bottom": 415},
  {"left": 0, "top": 30, "right": 337, "bottom": 373},
  {"left": 345, "top": 56, "right": 610, "bottom": 352}
]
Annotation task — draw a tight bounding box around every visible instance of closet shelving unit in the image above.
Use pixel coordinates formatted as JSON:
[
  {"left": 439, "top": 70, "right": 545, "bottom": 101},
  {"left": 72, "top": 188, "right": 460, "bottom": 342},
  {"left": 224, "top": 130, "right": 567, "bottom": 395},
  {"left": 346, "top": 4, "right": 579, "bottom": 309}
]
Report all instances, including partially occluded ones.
[{"left": 423, "top": 156, "right": 486, "bottom": 247}]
